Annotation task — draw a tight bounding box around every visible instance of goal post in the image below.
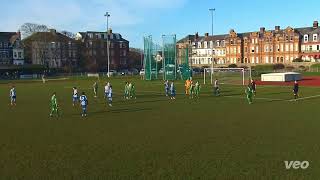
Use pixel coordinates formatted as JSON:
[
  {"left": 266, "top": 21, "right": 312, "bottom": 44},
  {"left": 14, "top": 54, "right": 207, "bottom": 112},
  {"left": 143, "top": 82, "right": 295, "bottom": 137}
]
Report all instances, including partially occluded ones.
[{"left": 203, "top": 68, "right": 251, "bottom": 85}]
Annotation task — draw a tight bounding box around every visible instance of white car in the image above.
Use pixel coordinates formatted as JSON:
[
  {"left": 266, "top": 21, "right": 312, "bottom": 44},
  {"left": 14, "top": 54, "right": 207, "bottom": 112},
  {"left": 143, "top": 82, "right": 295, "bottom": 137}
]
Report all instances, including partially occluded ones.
[{"left": 139, "top": 69, "right": 145, "bottom": 75}]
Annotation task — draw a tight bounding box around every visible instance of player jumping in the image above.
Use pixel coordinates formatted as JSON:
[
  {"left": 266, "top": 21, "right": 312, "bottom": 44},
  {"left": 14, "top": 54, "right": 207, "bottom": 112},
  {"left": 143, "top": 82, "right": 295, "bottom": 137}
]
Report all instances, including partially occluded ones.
[
  {"left": 79, "top": 92, "right": 88, "bottom": 117},
  {"left": 9, "top": 86, "right": 17, "bottom": 106}
]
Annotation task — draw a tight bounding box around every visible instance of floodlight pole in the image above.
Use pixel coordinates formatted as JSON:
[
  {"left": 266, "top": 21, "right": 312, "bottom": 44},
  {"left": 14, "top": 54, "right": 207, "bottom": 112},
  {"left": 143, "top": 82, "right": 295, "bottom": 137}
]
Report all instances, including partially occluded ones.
[
  {"left": 209, "top": 8, "right": 215, "bottom": 84},
  {"left": 104, "top": 12, "right": 111, "bottom": 77}
]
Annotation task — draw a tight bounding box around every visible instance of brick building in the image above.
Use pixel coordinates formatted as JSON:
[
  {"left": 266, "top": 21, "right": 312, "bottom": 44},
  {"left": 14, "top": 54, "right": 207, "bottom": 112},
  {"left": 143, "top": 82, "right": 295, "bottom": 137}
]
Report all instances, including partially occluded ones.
[
  {"left": 75, "top": 29, "right": 129, "bottom": 71},
  {"left": 0, "top": 32, "right": 24, "bottom": 65}
]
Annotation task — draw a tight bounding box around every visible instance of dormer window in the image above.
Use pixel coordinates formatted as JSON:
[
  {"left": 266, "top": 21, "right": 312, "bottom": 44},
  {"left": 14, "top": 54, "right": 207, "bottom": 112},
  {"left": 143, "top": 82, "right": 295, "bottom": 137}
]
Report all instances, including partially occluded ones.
[
  {"left": 304, "top": 34, "right": 309, "bottom": 42},
  {"left": 313, "top": 34, "right": 318, "bottom": 41},
  {"left": 204, "top": 41, "right": 207, "bottom": 48},
  {"left": 216, "top": 41, "right": 220, "bottom": 47}
]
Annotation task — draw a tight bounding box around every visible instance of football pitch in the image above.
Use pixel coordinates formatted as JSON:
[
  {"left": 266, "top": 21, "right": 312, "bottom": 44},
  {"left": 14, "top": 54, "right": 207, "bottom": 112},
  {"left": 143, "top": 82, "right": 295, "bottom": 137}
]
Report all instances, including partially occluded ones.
[{"left": 1, "top": 76, "right": 320, "bottom": 179}]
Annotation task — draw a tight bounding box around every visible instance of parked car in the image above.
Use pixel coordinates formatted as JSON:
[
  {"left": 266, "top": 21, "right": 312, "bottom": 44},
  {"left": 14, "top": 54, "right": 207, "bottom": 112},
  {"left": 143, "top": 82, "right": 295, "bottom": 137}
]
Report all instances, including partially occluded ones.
[
  {"left": 139, "top": 69, "right": 145, "bottom": 75},
  {"left": 118, "top": 69, "right": 129, "bottom": 76},
  {"left": 129, "top": 68, "right": 139, "bottom": 75},
  {"left": 107, "top": 70, "right": 117, "bottom": 76}
]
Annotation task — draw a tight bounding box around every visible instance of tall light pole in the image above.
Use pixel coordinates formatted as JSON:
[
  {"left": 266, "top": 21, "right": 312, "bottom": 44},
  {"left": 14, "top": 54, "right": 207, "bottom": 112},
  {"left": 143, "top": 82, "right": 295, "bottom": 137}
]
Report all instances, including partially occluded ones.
[
  {"left": 209, "top": 8, "right": 215, "bottom": 84},
  {"left": 104, "top": 12, "right": 111, "bottom": 77}
]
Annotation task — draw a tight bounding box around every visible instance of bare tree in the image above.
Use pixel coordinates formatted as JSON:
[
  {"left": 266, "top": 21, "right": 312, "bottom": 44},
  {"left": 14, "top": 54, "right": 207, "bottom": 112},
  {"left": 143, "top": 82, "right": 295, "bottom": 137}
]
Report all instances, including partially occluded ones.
[{"left": 19, "top": 23, "right": 49, "bottom": 39}]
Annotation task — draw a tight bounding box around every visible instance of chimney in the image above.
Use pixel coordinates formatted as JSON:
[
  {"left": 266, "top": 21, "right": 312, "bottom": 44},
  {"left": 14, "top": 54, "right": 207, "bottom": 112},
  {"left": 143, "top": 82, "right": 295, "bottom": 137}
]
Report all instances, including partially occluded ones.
[
  {"left": 275, "top": 26, "right": 280, "bottom": 32},
  {"left": 313, "top": 21, "right": 318, "bottom": 28},
  {"left": 195, "top": 32, "right": 199, "bottom": 39},
  {"left": 260, "top": 27, "right": 265, "bottom": 33},
  {"left": 205, "top": 32, "right": 209, "bottom": 37}
]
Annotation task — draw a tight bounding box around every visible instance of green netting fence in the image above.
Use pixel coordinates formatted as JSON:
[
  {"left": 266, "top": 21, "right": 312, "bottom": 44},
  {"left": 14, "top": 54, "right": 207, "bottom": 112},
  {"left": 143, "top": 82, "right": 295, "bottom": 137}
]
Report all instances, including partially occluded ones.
[{"left": 162, "top": 35, "right": 177, "bottom": 80}]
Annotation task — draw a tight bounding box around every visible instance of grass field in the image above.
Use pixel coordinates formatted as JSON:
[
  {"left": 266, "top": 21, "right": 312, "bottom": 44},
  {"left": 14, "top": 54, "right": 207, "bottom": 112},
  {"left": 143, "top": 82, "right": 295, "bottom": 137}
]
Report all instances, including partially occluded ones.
[{"left": 1, "top": 76, "right": 320, "bottom": 179}]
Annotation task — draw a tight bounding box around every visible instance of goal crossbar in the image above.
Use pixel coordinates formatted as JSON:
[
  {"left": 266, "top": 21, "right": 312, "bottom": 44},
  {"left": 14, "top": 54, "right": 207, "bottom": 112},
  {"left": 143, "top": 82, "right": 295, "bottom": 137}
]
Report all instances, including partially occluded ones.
[{"left": 203, "top": 68, "right": 246, "bottom": 85}]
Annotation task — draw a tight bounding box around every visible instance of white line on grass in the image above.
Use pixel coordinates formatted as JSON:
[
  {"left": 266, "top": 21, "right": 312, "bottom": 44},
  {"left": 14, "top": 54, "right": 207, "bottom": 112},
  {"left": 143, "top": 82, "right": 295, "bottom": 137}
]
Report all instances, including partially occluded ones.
[{"left": 287, "top": 94, "right": 320, "bottom": 102}]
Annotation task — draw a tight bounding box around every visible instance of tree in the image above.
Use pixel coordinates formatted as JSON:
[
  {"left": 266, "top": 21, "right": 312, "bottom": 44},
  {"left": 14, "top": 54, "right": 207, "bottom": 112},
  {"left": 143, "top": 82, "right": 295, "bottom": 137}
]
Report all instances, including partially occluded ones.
[{"left": 19, "top": 23, "right": 49, "bottom": 39}]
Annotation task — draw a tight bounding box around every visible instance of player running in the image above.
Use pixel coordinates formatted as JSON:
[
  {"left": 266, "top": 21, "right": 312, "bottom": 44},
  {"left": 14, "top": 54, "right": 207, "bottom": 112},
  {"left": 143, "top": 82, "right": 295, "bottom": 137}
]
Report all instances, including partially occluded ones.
[
  {"left": 79, "top": 92, "right": 88, "bottom": 117},
  {"left": 107, "top": 85, "right": 113, "bottom": 107},
  {"left": 170, "top": 81, "right": 176, "bottom": 100},
  {"left": 9, "top": 86, "right": 17, "bottom": 106},
  {"left": 251, "top": 79, "right": 256, "bottom": 96},
  {"left": 50, "top": 92, "right": 59, "bottom": 117},
  {"left": 214, "top": 79, "right": 220, "bottom": 96},
  {"left": 164, "top": 80, "right": 169, "bottom": 96},
  {"left": 245, "top": 85, "right": 254, "bottom": 104},
  {"left": 72, "top": 87, "right": 79, "bottom": 106},
  {"left": 42, "top": 74, "right": 46, "bottom": 84},
  {"left": 293, "top": 80, "right": 299, "bottom": 100},
  {"left": 93, "top": 81, "right": 98, "bottom": 98},
  {"left": 195, "top": 81, "right": 201, "bottom": 98}
]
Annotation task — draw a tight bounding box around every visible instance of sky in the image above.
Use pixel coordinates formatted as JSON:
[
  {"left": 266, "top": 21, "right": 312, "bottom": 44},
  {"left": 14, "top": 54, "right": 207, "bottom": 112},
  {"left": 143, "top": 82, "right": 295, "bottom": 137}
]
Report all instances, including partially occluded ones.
[{"left": 1, "top": 0, "right": 320, "bottom": 48}]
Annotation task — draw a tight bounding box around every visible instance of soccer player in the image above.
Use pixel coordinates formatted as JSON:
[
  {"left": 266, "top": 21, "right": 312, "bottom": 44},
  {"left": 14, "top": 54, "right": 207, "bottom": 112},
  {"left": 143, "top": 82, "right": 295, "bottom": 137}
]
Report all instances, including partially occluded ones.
[
  {"left": 104, "top": 82, "right": 110, "bottom": 99},
  {"left": 107, "top": 85, "right": 113, "bottom": 107},
  {"left": 130, "top": 82, "right": 136, "bottom": 99},
  {"left": 293, "top": 80, "right": 299, "bottom": 100},
  {"left": 124, "top": 82, "right": 129, "bottom": 99},
  {"left": 185, "top": 78, "right": 191, "bottom": 95},
  {"left": 72, "top": 87, "right": 79, "bottom": 106},
  {"left": 164, "top": 80, "right": 169, "bottom": 96},
  {"left": 170, "top": 81, "right": 176, "bottom": 100},
  {"left": 79, "top": 92, "right": 88, "bottom": 117},
  {"left": 189, "top": 81, "right": 195, "bottom": 99},
  {"left": 93, "top": 81, "right": 98, "bottom": 98},
  {"left": 245, "top": 85, "right": 253, "bottom": 104},
  {"left": 50, "top": 92, "right": 59, "bottom": 117},
  {"left": 9, "top": 86, "right": 17, "bottom": 106},
  {"left": 42, "top": 74, "right": 46, "bottom": 84},
  {"left": 195, "top": 81, "right": 201, "bottom": 98},
  {"left": 128, "top": 82, "right": 133, "bottom": 99},
  {"left": 214, "top": 78, "right": 220, "bottom": 96},
  {"left": 251, "top": 79, "right": 256, "bottom": 96}
]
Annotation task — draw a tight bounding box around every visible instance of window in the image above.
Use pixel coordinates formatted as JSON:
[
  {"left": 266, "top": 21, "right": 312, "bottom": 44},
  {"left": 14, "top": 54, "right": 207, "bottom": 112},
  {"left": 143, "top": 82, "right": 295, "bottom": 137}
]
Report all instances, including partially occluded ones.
[
  {"left": 309, "top": 45, "right": 312, "bottom": 51},
  {"left": 101, "top": 34, "right": 105, "bottom": 39},
  {"left": 88, "top": 33, "right": 93, "bottom": 38},
  {"left": 304, "top": 34, "right": 309, "bottom": 42},
  {"left": 204, "top": 41, "right": 207, "bottom": 48},
  {"left": 120, "top": 58, "right": 126, "bottom": 65},
  {"left": 317, "top": 45, "right": 320, "bottom": 51},
  {"left": 216, "top": 41, "right": 220, "bottom": 46},
  {"left": 14, "top": 52, "right": 17, "bottom": 58},
  {"left": 313, "top": 34, "right": 318, "bottom": 41},
  {"left": 290, "top": 36, "right": 293, "bottom": 41},
  {"left": 285, "top": 45, "right": 289, "bottom": 52},
  {"left": 0, "top": 42, "right": 2, "bottom": 48},
  {"left": 245, "top": 47, "right": 248, "bottom": 52},
  {"left": 286, "top": 35, "right": 289, "bottom": 41},
  {"left": 18, "top": 52, "right": 22, "bottom": 58},
  {"left": 210, "top": 41, "right": 213, "bottom": 48},
  {"left": 256, "top": 46, "right": 259, "bottom": 53},
  {"left": 230, "top": 40, "right": 233, "bottom": 45},
  {"left": 4, "top": 43, "right": 8, "bottom": 48},
  {"left": 265, "top": 45, "right": 268, "bottom": 52},
  {"left": 251, "top": 39, "right": 254, "bottom": 44},
  {"left": 251, "top": 47, "right": 255, "bottom": 53}
]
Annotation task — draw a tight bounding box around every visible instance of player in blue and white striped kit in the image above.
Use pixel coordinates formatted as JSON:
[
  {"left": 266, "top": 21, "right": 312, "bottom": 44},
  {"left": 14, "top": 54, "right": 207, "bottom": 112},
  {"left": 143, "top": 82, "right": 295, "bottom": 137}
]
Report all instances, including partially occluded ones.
[
  {"left": 79, "top": 92, "right": 88, "bottom": 117},
  {"left": 164, "top": 80, "right": 169, "bottom": 96},
  {"left": 72, "top": 87, "right": 79, "bottom": 106},
  {"left": 107, "top": 85, "right": 113, "bottom": 107},
  {"left": 9, "top": 86, "right": 17, "bottom": 106},
  {"left": 170, "top": 81, "right": 176, "bottom": 100}
]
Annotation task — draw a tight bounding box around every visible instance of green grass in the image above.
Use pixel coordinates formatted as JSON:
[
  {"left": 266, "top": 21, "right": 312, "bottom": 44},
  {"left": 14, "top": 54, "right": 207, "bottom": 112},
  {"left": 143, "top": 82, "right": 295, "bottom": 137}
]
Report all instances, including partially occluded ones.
[{"left": 1, "top": 77, "right": 320, "bottom": 179}]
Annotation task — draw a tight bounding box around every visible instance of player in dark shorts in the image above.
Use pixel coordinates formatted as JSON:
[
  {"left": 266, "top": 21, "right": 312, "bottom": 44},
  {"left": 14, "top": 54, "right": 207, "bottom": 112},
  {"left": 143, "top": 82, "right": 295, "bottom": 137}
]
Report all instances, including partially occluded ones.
[
  {"left": 251, "top": 79, "right": 256, "bottom": 96},
  {"left": 293, "top": 80, "right": 299, "bottom": 100}
]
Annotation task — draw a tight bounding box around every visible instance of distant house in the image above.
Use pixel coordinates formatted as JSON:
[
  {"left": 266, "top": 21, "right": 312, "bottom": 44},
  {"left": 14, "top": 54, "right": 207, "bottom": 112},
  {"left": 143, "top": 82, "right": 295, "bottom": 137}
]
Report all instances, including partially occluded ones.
[
  {"left": 23, "top": 29, "right": 79, "bottom": 69},
  {"left": 0, "top": 32, "right": 24, "bottom": 65},
  {"left": 75, "top": 29, "right": 129, "bottom": 71}
]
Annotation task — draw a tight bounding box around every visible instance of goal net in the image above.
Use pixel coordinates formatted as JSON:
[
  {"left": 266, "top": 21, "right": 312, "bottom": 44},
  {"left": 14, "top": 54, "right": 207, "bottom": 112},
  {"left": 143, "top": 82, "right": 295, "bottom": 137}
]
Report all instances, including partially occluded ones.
[{"left": 203, "top": 68, "right": 251, "bottom": 85}]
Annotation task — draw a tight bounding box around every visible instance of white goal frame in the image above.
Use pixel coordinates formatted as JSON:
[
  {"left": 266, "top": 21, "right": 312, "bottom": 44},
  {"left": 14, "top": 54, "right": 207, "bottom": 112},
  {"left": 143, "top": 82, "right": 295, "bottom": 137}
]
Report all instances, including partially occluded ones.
[{"left": 203, "top": 68, "right": 248, "bottom": 85}]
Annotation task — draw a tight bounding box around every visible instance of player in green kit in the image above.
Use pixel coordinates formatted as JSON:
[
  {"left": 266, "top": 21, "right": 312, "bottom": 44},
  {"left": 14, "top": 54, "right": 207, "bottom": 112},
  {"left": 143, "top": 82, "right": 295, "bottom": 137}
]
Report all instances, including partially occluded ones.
[
  {"left": 194, "top": 81, "right": 201, "bottom": 98},
  {"left": 245, "top": 85, "right": 253, "bottom": 104},
  {"left": 130, "top": 82, "right": 136, "bottom": 99},
  {"left": 93, "top": 81, "right": 98, "bottom": 98},
  {"left": 50, "top": 92, "right": 59, "bottom": 117}
]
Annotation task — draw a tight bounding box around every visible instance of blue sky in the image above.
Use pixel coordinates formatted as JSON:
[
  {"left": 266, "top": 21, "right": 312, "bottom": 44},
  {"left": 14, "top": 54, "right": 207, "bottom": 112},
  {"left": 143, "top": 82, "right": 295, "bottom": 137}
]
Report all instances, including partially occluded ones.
[{"left": 1, "top": 0, "right": 320, "bottom": 48}]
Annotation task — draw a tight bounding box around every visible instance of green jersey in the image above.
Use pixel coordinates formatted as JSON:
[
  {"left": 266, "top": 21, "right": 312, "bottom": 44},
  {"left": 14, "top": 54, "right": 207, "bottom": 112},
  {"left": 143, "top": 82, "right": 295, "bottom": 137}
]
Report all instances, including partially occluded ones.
[
  {"left": 93, "top": 83, "right": 98, "bottom": 90},
  {"left": 51, "top": 95, "right": 57, "bottom": 107},
  {"left": 245, "top": 87, "right": 253, "bottom": 97}
]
